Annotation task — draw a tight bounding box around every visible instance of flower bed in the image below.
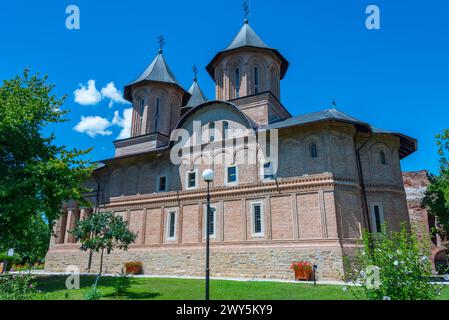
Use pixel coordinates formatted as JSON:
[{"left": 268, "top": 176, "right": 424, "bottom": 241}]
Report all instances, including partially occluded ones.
[
  {"left": 125, "top": 261, "right": 143, "bottom": 275},
  {"left": 290, "top": 262, "right": 313, "bottom": 281}
]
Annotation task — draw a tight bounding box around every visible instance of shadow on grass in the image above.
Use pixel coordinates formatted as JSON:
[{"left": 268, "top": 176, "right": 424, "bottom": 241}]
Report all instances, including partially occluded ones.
[
  {"left": 35, "top": 275, "right": 126, "bottom": 292},
  {"left": 103, "top": 292, "right": 160, "bottom": 300}
]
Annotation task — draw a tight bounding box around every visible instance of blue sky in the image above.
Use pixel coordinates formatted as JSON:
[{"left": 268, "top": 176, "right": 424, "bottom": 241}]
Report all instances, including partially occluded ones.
[{"left": 1, "top": 0, "right": 448, "bottom": 173}]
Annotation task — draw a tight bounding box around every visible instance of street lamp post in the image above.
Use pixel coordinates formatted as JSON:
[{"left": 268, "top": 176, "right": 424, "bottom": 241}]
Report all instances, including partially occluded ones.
[{"left": 202, "top": 169, "right": 215, "bottom": 301}]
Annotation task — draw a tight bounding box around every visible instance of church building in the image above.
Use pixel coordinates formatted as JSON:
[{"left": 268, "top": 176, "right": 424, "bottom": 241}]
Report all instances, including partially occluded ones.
[{"left": 45, "top": 18, "right": 417, "bottom": 280}]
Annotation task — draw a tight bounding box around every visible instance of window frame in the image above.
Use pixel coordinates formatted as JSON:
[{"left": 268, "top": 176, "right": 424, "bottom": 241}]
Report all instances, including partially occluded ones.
[
  {"left": 157, "top": 175, "right": 167, "bottom": 192},
  {"left": 254, "top": 66, "right": 260, "bottom": 94},
  {"left": 251, "top": 201, "right": 265, "bottom": 237},
  {"left": 225, "top": 165, "right": 238, "bottom": 186},
  {"left": 154, "top": 97, "right": 160, "bottom": 132},
  {"left": 186, "top": 169, "right": 198, "bottom": 190},
  {"left": 380, "top": 151, "right": 387, "bottom": 165},
  {"left": 310, "top": 143, "right": 318, "bottom": 158},
  {"left": 166, "top": 210, "right": 177, "bottom": 241},
  {"left": 209, "top": 122, "right": 215, "bottom": 142},
  {"left": 370, "top": 202, "right": 385, "bottom": 233},
  {"left": 235, "top": 67, "right": 240, "bottom": 98},
  {"left": 223, "top": 121, "right": 229, "bottom": 140},
  {"left": 261, "top": 161, "right": 275, "bottom": 181},
  {"left": 203, "top": 205, "right": 217, "bottom": 239}
]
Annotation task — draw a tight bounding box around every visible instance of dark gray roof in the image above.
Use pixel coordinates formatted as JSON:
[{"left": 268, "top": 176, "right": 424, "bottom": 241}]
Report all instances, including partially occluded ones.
[
  {"left": 265, "top": 108, "right": 417, "bottom": 159},
  {"left": 206, "top": 21, "right": 289, "bottom": 80},
  {"left": 266, "top": 108, "right": 369, "bottom": 130},
  {"left": 124, "top": 51, "right": 187, "bottom": 102},
  {"left": 225, "top": 20, "right": 270, "bottom": 51},
  {"left": 186, "top": 79, "right": 208, "bottom": 108}
]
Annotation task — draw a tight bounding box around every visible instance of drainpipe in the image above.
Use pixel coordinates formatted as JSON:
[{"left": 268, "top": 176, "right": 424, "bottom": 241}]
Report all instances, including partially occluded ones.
[{"left": 354, "top": 130, "right": 373, "bottom": 233}]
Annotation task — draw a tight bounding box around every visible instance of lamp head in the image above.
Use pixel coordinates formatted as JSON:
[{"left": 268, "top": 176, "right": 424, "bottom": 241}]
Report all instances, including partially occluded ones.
[{"left": 202, "top": 169, "right": 215, "bottom": 182}]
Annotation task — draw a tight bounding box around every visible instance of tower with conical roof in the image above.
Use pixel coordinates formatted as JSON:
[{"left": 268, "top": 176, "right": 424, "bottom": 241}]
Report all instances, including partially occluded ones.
[
  {"left": 206, "top": 19, "right": 289, "bottom": 102},
  {"left": 206, "top": 18, "right": 291, "bottom": 125},
  {"left": 184, "top": 65, "right": 208, "bottom": 111},
  {"left": 123, "top": 41, "right": 189, "bottom": 141}
]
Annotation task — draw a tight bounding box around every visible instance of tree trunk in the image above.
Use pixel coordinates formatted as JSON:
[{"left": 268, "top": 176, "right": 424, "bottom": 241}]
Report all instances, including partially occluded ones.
[
  {"left": 99, "top": 248, "right": 104, "bottom": 275},
  {"left": 87, "top": 249, "right": 93, "bottom": 272}
]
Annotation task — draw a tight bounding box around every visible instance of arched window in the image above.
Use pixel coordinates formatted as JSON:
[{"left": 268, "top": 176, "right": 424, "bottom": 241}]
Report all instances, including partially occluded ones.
[
  {"left": 270, "top": 67, "right": 279, "bottom": 97},
  {"left": 137, "top": 97, "right": 145, "bottom": 134},
  {"left": 223, "top": 121, "right": 229, "bottom": 140},
  {"left": 380, "top": 151, "right": 386, "bottom": 165},
  {"left": 235, "top": 67, "right": 240, "bottom": 98},
  {"left": 209, "top": 122, "right": 215, "bottom": 142},
  {"left": 310, "top": 143, "right": 318, "bottom": 158},
  {"left": 154, "top": 97, "right": 160, "bottom": 133},
  {"left": 254, "top": 66, "right": 260, "bottom": 94}
]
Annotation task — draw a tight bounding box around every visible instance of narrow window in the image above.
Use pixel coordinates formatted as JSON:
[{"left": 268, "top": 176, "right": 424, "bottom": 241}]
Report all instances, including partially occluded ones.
[
  {"left": 263, "top": 162, "right": 274, "bottom": 180},
  {"left": 235, "top": 68, "right": 240, "bottom": 98},
  {"left": 380, "top": 151, "right": 386, "bottom": 165},
  {"left": 138, "top": 98, "right": 145, "bottom": 133},
  {"left": 205, "top": 207, "right": 216, "bottom": 237},
  {"left": 154, "top": 97, "right": 160, "bottom": 132},
  {"left": 226, "top": 166, "right": 237, "bottom": 184},
  {"left": 254, "top": 66, "right": 259, "bottom": 94},
  {"left": 187, "top": 171, "right": 197, "bottom": 189},
  {"left": 209, "top": 122, "right": 215, "bottom": 142},
  {"left": 168, "top": 211, "right": 176, "bottom": 240},
  {"left": 252, "top": 203, "right": 264, "bottom": 236},
  {"left": 310, "top": 143, "right": 318, "bottom": 158},
  {"left": 223, "top": 121, "right": 229, "bottom": 140},
  {"left": 371, "top": 203, "right": 384, "bottom": 233},
  {"left": 158, "top": 176, "right": 167, "bottom": 192}
]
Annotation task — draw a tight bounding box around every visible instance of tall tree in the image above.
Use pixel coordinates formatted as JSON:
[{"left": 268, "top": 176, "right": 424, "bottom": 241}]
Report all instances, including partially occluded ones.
[
  {"left": 0, "top": 69, "right": 94, "bottom": 248},
  {"left": 71, "top": 211, "right": 137, "bottom": 274},
  {"left": 423, "top": 130, "right": 449, "bottom": 244}
]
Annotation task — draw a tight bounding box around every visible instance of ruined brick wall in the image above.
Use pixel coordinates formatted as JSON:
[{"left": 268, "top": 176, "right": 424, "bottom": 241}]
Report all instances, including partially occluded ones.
[{"left": 402, "top": 171, "right": 432, "bottom": 241}]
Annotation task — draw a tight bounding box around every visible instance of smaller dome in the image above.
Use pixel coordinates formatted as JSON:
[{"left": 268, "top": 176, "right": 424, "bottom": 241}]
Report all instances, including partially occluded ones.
[
  {"left": 206, "top": 20, "right": 289, "bottom": 81},
  {"left": 185, "top": 79, "right": 208, "bottom": 108},
  {"left": 124, "top": 50, "right": 187, "bottom": 102}
]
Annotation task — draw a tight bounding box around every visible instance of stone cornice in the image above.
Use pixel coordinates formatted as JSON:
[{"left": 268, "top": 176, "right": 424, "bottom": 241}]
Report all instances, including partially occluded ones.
[{"left": 105, "top": 173, "right": 343, "bottom": 210}]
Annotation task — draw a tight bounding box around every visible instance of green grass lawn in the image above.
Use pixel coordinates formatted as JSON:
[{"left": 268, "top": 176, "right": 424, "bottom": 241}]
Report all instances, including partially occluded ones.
[{"left": 30, "top": 276, "right": 449, "bottom": 300}]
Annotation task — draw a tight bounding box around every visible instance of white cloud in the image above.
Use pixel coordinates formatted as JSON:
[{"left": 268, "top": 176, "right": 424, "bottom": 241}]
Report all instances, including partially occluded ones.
[
  {"left": 101, "top": 82, "right": 129, "bottom": 108},
  {"left": 113, "top": 108, "right": 133, "bottom": 140},
  {"left": 74, "top": 80, "right": 102, "bottom": 105},
  {"left": 73, "top": 115, "right": 112, "bottom": 138},
  {"left": 74, "top": 80, "right": 130, "bottom": 108},
  {"left": 74, "top": 107, "right": 133, "bottom": 139}
]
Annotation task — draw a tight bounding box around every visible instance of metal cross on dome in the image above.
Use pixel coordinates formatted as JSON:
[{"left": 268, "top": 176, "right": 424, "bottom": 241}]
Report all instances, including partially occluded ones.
[
  {"left": 157, "top": 35, "right": 165, "bottom": 52},
  {"left": 192, "top": 65, "right": 198, "bottom": 80},
  {"left": 242, "top": 1, "right": 249, "bottom": 20}
]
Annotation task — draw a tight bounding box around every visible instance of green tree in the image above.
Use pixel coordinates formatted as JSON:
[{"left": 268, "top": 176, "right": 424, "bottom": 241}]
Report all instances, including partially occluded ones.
[
  {"left": 8, "top": 214, "right": 51, "bottom": 270},
  {"left": 70, "top": 211, "right": 137, "bottom": 274},
  {"left": 423, "top": 130, "right": 449, "bottom": 244},
  {"left": 0, "top": 69, "right": 94, "bottom": 248}
]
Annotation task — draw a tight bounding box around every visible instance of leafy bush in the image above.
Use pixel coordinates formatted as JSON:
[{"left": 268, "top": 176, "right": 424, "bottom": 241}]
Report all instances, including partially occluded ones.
[
  {"left": 346, "top": 224, "right": 441, "bottom": 300},
  {"left": 85, "top": 275, "right": 102, "bottom": 300},
  {"left": 0, "top": 253, "right": 17, "bottom": 269},
  {"left": 84, "top": 286, "right": 102, "bottom": 300},
  {"left": 112, "top": 269, "right": 132, "bottom": 295},
  {"left": 0, "top": 274, "right": 37, "bottom": 300}
]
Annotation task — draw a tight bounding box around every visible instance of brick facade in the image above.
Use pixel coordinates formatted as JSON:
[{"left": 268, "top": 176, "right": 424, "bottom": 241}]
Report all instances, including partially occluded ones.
[{"left": 45, "top": 19, "right": 415, "bottom": 281}]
